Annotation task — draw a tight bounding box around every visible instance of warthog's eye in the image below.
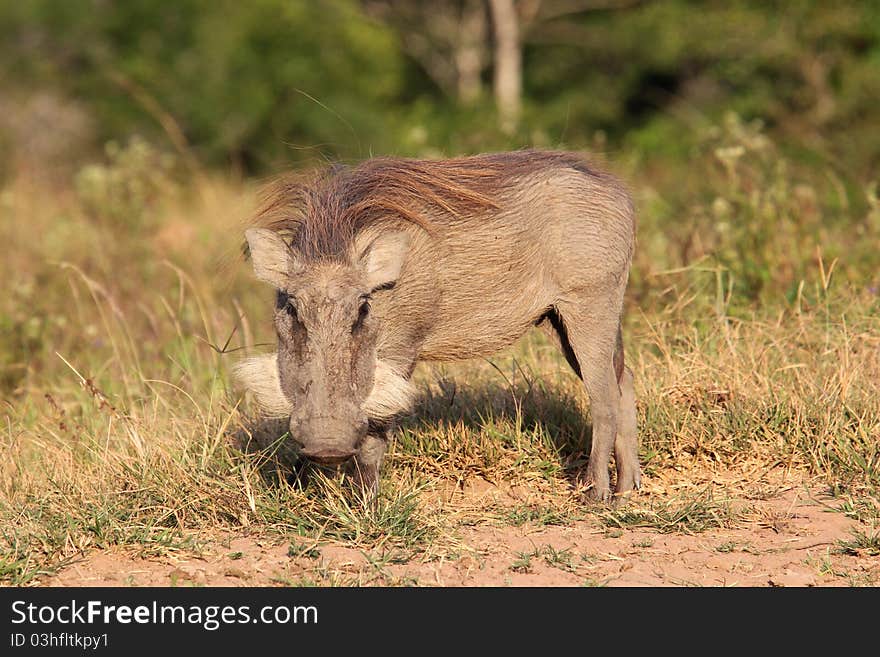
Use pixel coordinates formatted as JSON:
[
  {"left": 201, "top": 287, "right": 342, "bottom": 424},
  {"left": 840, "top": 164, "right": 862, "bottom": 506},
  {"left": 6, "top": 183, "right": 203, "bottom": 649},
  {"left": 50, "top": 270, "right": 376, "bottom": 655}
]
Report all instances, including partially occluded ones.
[
  {"left": 352, "top": 297, "right": 370, "bottom": 332},
  {"left": 276, "top": 290, "right": 298, "bottom": 319}
]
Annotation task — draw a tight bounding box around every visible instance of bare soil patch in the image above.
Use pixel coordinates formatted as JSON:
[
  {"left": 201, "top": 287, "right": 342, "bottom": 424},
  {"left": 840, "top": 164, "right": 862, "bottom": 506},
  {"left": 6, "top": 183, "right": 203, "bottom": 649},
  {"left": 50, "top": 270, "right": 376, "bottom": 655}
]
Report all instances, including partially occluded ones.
[{"left": 41, "top": 484, "right": 877, "bottom": 587}]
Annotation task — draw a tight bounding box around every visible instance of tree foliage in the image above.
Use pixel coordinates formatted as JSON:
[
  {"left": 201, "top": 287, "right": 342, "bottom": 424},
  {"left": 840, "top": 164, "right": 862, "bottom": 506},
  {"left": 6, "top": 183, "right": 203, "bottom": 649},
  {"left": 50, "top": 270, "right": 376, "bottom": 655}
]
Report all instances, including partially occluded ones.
[{"left": 1, "top": 0, "right": 878, "bottom": 177}]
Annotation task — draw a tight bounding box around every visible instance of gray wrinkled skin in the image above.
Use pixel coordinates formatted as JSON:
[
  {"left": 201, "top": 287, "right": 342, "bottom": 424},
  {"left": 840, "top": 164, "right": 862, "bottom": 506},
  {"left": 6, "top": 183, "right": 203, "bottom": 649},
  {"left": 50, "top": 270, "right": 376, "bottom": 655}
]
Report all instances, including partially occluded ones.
[{"left": 236, "top": 150, "right": 640, "bottom": 502}]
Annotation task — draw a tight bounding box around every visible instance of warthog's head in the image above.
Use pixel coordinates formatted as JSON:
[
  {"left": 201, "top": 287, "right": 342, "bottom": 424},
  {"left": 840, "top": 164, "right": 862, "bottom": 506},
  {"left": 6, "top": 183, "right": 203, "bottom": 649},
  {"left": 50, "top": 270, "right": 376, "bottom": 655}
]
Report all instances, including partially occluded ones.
[{"left": 235, "top": 227, "right": 414, "bottom": 465}]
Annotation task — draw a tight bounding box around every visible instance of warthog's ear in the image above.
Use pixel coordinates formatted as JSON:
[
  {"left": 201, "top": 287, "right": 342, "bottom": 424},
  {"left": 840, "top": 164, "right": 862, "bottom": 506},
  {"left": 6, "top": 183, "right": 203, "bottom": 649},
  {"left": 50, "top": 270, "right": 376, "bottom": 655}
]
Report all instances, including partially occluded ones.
[
  {"left": 354, "top": 231, "right": 410, "bottom": 291},
  {"left": 245, "top": 228, "right": 297, "bottom": 288}
]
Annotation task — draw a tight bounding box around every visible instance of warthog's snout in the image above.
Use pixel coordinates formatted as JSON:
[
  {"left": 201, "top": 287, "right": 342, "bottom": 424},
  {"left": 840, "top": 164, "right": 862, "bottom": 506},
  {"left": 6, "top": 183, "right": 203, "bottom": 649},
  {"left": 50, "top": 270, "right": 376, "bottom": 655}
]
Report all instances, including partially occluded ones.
[
  {"left": 299, "top": 446, "right": 357, "bottom": 465},
  {"left": 290, "top": 415, "right": 367, "bottom": 465}
]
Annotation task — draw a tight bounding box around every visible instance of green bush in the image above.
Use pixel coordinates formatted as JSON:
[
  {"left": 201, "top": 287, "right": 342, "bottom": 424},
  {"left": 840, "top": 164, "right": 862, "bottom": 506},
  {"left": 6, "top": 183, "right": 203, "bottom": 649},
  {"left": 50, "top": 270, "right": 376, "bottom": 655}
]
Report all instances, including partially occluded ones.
[{"left": 74, "top": 136, "right": 177, "bottom": 231}]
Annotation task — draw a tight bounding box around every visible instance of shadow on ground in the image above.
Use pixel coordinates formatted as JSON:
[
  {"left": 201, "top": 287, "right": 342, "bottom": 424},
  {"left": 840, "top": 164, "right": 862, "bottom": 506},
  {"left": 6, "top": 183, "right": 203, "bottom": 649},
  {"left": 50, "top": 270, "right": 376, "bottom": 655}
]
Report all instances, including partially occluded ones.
[{"left": 230, "top": 374, "right": 595, "bottom": 489}]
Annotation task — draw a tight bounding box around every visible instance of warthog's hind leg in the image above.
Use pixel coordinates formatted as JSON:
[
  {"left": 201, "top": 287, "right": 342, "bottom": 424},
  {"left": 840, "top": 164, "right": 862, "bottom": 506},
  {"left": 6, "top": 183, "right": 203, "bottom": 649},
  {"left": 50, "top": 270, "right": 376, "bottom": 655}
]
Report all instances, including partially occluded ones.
[
  {"left": 614, "top": 365, "right": 640, "bottom": 501},
  {"left": 554, "top": 299, "right": 622, "bottom": 504}
]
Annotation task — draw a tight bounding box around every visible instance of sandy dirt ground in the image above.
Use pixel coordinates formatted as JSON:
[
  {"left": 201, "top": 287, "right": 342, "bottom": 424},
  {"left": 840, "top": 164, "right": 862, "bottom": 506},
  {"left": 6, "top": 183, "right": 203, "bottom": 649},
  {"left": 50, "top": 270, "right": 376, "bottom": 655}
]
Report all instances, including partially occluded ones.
[{"left": 41, "top": 485, "right": 878, "bottom": 587}]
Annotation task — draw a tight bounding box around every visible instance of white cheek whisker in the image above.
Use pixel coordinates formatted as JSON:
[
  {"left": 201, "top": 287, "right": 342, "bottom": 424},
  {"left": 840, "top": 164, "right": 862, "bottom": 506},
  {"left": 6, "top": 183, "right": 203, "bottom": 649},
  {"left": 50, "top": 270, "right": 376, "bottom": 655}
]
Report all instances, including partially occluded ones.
[
  {"left": 233, "top": 354, "right": 415, "bottom": 422},
  {"left": 231, "top": 353, "right": 293, "bottom": 417},
  {"left": 362, "top": 359, "right": 416, "bottom": 419}
]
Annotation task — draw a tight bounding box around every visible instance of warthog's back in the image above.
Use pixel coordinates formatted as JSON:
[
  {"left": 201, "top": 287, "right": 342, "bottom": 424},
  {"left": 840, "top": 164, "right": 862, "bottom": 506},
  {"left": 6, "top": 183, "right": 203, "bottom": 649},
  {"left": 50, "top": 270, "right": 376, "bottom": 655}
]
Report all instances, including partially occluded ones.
[{"left": 376, "top": 151, "right": 636, "bottom": 361}]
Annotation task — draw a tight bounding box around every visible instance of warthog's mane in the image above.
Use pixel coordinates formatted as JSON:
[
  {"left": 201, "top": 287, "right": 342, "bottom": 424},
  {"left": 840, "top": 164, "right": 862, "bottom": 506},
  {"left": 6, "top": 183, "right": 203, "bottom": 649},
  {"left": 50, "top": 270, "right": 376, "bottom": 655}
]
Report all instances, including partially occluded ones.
[{"left": 249, "top": 149, "right": 599, "bottom": 260}]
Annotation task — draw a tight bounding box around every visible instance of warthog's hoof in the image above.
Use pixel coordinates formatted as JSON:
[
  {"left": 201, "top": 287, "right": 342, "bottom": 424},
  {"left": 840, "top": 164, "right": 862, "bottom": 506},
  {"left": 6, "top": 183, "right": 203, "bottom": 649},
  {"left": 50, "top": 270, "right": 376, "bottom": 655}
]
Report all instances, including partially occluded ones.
[
  {"left": 580, "top": 486, "right": 639, "bottom": 508},
  {"left": 580, "top": 484, "right": 613, "bottom": 505},
  {"left": 610, "top": 490, "right": 635, "bottom": 509}
]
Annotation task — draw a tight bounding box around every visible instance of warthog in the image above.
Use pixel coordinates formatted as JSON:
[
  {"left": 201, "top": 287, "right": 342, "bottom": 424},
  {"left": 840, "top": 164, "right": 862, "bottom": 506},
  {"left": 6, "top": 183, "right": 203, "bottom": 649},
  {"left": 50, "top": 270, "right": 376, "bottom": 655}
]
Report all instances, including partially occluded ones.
[{"left": 235, "top": 149, "right": 639, "bottom": 502}]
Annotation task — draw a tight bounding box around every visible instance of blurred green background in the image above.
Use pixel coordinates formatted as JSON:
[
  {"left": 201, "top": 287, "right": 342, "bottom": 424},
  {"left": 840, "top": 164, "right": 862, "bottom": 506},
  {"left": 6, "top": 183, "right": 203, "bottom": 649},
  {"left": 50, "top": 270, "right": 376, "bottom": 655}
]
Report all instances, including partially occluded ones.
[{"left": 3, "top": 0, "right": 878, "bottom": 176}]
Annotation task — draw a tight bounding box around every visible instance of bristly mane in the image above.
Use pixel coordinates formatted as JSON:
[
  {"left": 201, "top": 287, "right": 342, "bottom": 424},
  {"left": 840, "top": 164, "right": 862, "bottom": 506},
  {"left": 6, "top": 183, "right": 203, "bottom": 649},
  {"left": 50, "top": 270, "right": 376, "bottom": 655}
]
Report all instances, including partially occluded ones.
[{"left": 252, "top": 149, "right": 598, "bottom": 260}]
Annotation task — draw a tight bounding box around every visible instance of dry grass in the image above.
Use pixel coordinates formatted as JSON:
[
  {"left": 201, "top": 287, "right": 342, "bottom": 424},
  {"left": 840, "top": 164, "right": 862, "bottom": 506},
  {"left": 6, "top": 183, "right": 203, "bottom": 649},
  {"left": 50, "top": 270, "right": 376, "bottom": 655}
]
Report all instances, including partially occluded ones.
[{"left": 1, "top": 135, "right": 879, "bottom": 586}]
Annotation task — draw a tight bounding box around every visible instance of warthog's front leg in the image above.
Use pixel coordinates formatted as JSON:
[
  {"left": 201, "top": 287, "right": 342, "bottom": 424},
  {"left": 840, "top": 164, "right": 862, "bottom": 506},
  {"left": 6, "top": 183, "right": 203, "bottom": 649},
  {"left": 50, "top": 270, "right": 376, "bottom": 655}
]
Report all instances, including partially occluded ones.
[{"left": 350, "top": 426, "right": 389, "bottom": 500}]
